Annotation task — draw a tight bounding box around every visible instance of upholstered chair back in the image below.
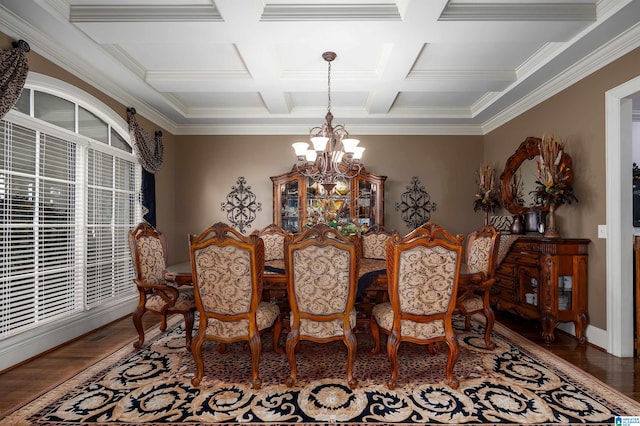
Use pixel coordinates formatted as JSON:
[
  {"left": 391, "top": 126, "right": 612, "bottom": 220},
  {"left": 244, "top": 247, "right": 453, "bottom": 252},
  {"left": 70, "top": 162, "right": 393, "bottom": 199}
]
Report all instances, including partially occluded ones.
[
  {"left": 128, "top": 221, "right": 171, "bottom": 286},
  {"left": 252, "top": 223, "right": 290, "bottom": 261},
  {"left": 397, "top": 245, "right": 459, "bottom": 319},
  {"left": 360, "top": 224, "right": 393, "bottom": 259},
  {"left": 465, "top": 226, "right": 500, "bottom": 276}
]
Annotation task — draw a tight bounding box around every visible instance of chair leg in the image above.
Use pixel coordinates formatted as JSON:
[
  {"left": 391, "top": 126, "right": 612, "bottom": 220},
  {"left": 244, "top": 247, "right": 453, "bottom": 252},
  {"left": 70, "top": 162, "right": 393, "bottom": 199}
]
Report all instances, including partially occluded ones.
[
  {"left": 370, "top": 317, "right": 381, "bottom": 354},
  {"left": 285, "top": 328, "right": 300, "bottom": 387},
  {"left": 444, "top": 333, "right": 460, "bottom": 390},
  {"left": 160, "top": 313, "right": 168, "bottom": 332},
  {"left": 248, "top": 331, "right": 262, "bottom": 390},
  {"left": 132, "top": 308, "right": 145, "bottom": 350},
  {"left": 272, "top": 317, "right": 283, "bottom": 355},
  {"left": 191, "top": 329, "right": 206, "bottom": 387},
  {"left": 344, "top": 329, "right": 358, "bottom": 389},
  {"left": 483, "top": 305, "right": 496, "bottom": 350},
  {"left": 183, "top": 309, "right": 195, "bottom": 352},
  {"left": 386, "top": 330, "right": 400, "bottom": 390}
]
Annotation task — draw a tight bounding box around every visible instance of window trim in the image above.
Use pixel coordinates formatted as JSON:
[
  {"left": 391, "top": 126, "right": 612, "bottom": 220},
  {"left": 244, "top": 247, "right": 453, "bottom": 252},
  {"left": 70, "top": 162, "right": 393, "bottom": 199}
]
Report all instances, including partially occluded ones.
[{"left": 0, "top": 73, "right": 142, "bottom": 371}]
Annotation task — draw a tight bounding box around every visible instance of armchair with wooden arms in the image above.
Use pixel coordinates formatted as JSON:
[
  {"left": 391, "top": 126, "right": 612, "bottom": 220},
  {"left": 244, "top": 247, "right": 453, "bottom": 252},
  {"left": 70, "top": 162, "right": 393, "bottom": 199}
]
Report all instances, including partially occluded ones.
[
  {"left": 128, "top": 222, "right": 195, "bottom": 351},
  {"left": 189, "top": 222, "right": 282, "bottom": 389},
  {"left": 284, "top": 223, "right": 360, "bottom": 389},
  {"left": 455, "top": 225, "right": 501, "bottom": 350},
  {"left": 370, "top": 222, "right": 464, "bottom": 390}
]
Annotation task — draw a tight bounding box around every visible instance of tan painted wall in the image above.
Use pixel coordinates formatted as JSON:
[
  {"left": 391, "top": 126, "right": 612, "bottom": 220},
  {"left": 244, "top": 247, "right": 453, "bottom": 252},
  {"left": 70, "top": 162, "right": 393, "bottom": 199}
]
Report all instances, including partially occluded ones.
[
  {"left": 484, "top": 46, "right": 640, "bottom": 330},
  {"left": 169, "top": 134, "right": 484, "bottom": 261}
]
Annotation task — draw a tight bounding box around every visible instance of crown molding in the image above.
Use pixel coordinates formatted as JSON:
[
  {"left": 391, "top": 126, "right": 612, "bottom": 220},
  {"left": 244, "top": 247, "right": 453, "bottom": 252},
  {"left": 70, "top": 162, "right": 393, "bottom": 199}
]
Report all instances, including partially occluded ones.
[
  {"left": 439, "top": 2, "right": 596, "bottom": 21},
  {"left": 69, "top": 5, "right": 223, "bottom": 23},
  {"left": 481, "top": 22, "right": 640, "bottom": 134},
  {"left": 260, "top": 3, "right": 401, "bottom": 21}
]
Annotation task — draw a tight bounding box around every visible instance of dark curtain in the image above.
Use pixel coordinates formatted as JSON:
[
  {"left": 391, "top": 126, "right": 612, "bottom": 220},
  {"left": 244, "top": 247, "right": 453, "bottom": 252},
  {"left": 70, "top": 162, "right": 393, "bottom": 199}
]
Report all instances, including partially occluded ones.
[
  {"left": 0, "top": 39, "right": 30, "bottom": 119},
  {"left": 126, "top": 108, "right": 163, "bottom": 228}
]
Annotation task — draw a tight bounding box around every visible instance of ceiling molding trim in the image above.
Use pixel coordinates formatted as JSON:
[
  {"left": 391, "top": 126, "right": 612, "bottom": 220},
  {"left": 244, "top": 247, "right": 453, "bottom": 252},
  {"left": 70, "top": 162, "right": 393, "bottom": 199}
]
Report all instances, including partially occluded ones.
[
  {"left": 173, "top": 123, "right": 483, "bottom": 136},
  {"left": 145, "top": 70, "right": 253, "bottom": 82},
  {"left": 407, "top": 69, "right": 516, "bottom": 81},
  {"left": 69, "top": 5, "right": 223, "bottom": 23},
  {"left": 101, "top": 44, "right": 147, "bottom": 79},
  {"left": 260, "top": 4, "right": 401, "bottom": 21},
  {"left": 439, "top": 3, "right": 596, "bottom": 21},
  {"left": 0, "top": 10, "right": 179, "bottom": 133},
  {"left": 481, "top": 22, "right": 640, "bottom": 134}
]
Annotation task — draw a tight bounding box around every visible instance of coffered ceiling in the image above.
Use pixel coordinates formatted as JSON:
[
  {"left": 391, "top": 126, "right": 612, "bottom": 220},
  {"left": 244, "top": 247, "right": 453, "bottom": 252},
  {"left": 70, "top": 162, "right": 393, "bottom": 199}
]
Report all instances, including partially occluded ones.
[{"left": 0, "top": 0, "right": 638, "bottom": 135}]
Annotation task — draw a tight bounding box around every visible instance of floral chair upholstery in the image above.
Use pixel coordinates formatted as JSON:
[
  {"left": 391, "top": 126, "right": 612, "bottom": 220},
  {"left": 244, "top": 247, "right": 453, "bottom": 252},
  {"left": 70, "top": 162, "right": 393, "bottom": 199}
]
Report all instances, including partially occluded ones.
[
  {"left": 189, "top": 222, "right": 282, "bottom": 390},
  {"left": 128, "top": 222, "right": 195, "bottom": 351},
  {"left": 454, "top": 226, "right": 500, "bottom": 350},
  {"left": 252, "top": 223, "right": 290, "bottom": 261},
  {"left": 370, "top": 222, "right": 464, "bottom": 390},
  {"left": 284, "top": 223, "right": 360, "bottom": 389},
  {"left": 361, "top": 224, "right": 393, "bottom": 260}
]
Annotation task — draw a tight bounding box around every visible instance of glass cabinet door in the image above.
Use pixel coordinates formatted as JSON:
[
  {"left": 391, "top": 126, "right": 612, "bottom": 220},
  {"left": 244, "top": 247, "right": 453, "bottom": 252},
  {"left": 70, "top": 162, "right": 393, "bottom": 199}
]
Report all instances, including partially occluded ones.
[
  {"left": 356, "top": 180, "right": 377, "bottom": 228},
  {"left": 279, "top": 180, "right": 300, "bottom": 232}
]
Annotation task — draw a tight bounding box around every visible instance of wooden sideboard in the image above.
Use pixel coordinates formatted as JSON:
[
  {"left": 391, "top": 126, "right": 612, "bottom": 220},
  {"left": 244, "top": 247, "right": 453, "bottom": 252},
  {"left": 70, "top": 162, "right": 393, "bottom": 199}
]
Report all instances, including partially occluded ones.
[{"left": 493, "top": 236, "right": 590, "bottom": 343}]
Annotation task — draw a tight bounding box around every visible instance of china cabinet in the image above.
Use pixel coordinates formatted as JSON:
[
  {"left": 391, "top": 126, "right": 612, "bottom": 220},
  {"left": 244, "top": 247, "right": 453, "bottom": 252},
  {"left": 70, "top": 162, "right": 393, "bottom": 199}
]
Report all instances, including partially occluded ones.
[
  {"left": 493, "top": 236, "right": 589, "bottom": 343},
  {"left": 271, "top": 168, "right": 386, "bottom": 233}
]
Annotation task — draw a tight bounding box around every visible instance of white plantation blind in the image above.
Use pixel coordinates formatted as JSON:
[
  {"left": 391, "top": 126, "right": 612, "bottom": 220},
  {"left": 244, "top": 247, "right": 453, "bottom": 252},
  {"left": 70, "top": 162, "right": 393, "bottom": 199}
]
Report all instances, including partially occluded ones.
[
  {"left": 0, "top": 122, "right": 82, "bottom": 335},
  {"left": 1, "top": 89, "right": 140, "bottom": 339},
  {"left": 86, "top": 150, "right": 136, "bottom": 308}
]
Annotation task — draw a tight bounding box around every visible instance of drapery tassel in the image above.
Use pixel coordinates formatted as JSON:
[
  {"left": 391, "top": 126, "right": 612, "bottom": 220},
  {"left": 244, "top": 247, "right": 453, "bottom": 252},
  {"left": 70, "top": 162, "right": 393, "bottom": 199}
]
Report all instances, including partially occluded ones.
[{"left": 0, "top": 39, "right": 30, "bottom": 119}]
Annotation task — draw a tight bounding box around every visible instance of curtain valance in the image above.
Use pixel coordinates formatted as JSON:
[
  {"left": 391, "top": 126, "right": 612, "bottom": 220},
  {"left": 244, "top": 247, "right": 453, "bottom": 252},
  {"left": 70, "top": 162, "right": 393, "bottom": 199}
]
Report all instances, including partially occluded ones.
[
  {"left": 127, "top": 107, "right": 163, "bottom": 173},
  {"left": 0, "top": 39, "right": 30, "bottom": 119}
]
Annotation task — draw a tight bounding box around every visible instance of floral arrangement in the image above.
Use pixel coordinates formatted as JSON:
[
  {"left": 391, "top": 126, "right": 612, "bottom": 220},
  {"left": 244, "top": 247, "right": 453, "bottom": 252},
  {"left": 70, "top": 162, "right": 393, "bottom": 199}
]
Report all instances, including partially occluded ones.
[
  {"left": 473, "top": 162, "right": 501, "bottom": 213},
  {"left": 303, "top": 197, "right": 362, "bottom": 235},
  {"left": 531, "top": 134, "right": 578, "bottom": 206}
]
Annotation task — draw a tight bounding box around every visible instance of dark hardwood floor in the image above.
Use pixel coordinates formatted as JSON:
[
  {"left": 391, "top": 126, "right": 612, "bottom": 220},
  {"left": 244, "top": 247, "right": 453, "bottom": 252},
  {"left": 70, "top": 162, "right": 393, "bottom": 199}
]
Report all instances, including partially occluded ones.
[{"left": 1, "top": 311, "right": 639, "bottom": 418}]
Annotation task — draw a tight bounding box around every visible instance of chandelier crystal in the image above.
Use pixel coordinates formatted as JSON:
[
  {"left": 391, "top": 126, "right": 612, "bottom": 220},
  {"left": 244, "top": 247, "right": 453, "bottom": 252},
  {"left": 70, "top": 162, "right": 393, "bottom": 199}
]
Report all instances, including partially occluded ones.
[{"left": 292, "top": 51, "right": 364, "bottom": 192}]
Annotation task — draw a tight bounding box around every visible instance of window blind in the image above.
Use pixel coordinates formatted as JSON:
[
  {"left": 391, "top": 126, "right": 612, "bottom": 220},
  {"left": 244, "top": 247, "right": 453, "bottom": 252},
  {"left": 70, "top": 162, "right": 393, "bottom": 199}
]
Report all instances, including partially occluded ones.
[{"left": 1, "top": 113, "right": 138, "bottom": 338}]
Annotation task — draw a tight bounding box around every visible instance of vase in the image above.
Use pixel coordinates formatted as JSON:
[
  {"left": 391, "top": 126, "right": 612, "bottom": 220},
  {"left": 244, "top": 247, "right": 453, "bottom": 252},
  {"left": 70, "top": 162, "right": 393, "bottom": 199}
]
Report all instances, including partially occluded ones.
[
  {"left": 511, "top": 215, "right": 524, "bottom": 234},
  {"left": 544, "top": 203, "right": 560, "bottom": 238},
  {"left": 484, "top": 210, "right": 490, "bottom": 227}
]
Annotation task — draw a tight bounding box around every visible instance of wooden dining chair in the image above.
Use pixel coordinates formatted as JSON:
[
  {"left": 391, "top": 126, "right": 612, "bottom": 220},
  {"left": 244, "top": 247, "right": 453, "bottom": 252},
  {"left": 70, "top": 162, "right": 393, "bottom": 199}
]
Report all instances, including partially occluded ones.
[
  {"left": 284, "top": 223, "right": 360, "bottom": 389},
  {"left": 189, "top": 222, "right": 282, "bottom": 389},
  {"left": 358, "top": 224, "right": 393, "bottom": 300},
  {"left": 128, "top": 222, "right": 195, "bottom": 351},
  {"left": 455, "top": 225, "right": 501, "bottom": 349},
  {"left": 370, "top": 222, "right": 464, "bottom": 390}
]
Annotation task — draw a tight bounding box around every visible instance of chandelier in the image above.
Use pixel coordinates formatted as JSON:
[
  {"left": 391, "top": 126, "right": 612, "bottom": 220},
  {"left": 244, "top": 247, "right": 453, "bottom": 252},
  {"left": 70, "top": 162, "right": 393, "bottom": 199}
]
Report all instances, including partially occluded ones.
[{"left": 292, "top": 51, "right": 364, "bottom": 192}]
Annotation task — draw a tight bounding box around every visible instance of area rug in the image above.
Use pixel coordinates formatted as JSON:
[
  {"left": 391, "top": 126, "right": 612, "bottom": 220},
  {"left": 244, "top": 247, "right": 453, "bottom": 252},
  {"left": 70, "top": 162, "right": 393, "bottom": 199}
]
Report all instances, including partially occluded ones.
[{"left": 3, "top": 316, "right": 639, "bottom": 425}]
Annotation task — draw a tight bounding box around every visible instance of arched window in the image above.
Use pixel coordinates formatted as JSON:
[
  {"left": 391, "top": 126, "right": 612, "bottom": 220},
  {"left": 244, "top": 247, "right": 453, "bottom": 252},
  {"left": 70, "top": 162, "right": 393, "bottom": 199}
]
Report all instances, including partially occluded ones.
[{"left": 0, "top": 73, "right": 141, "bottom": 341}]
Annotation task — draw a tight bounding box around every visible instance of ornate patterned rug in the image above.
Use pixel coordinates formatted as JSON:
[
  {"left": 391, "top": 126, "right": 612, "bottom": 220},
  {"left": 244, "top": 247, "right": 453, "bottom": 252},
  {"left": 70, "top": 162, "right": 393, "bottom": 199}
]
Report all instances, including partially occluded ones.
[{"left": 3, "top": 316, "right": 638, "bottom": 425}]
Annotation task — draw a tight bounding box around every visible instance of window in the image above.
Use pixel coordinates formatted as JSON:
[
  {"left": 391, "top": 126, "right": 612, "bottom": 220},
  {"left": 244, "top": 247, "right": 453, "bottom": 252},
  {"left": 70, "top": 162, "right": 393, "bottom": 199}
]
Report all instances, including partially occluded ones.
[{"left": 0, "top": 84, "right": 140, "bottom": 339}]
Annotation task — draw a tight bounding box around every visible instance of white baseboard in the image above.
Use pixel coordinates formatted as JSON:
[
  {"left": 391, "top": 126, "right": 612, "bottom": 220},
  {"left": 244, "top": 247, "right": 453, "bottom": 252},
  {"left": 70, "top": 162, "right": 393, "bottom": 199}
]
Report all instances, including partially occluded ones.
[
  {"left": 556, "top": 322, "right": 608, "bottom": 352},
  {"left": 0, "top": 296, "right": 137, "bottom": 372}
]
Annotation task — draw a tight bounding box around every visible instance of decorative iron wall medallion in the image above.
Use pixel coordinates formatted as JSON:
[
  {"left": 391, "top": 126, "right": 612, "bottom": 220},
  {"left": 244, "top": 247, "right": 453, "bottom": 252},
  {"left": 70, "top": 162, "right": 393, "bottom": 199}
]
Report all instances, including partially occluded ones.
[
  {"left": 221, "top": 177, "right": 262, "bottom": 233},
  {"left": 395, "top": 176, "right": 437, "bottom": 230}
]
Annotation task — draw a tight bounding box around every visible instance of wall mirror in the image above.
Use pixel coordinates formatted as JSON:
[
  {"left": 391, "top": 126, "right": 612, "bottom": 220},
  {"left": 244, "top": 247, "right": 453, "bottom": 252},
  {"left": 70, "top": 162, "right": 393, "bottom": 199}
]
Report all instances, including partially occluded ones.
[{"left": 500, "top": 136, "right": 574, "bottom": 215}]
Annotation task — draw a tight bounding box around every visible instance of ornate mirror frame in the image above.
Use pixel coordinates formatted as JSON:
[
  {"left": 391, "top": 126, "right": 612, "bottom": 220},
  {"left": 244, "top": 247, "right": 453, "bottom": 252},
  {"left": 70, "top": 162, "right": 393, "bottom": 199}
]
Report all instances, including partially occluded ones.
[{"left": 500, "top": 136, "right": 574, "bottom": 215}]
